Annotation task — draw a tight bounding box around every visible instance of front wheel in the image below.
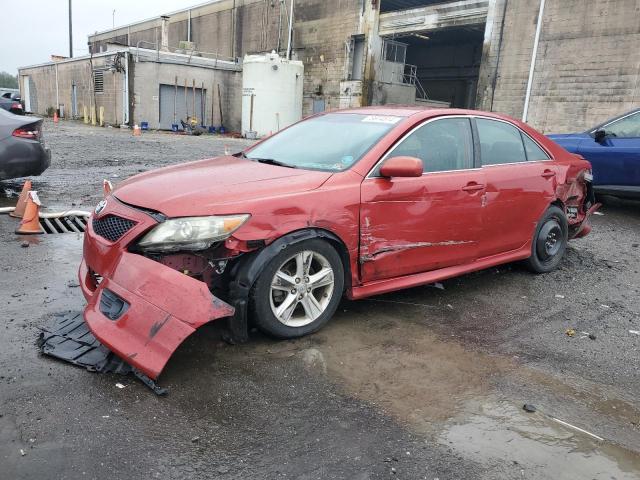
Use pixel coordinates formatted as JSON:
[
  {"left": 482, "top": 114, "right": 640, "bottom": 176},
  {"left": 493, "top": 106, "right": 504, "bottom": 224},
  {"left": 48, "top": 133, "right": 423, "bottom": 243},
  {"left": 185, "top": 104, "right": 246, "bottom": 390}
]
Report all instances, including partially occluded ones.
[
  {"left": 524, "top": 205, "right": 568, "bottom": 273},
  {"left": 250, "top": 239, "right": 344, "bottom": 339}
]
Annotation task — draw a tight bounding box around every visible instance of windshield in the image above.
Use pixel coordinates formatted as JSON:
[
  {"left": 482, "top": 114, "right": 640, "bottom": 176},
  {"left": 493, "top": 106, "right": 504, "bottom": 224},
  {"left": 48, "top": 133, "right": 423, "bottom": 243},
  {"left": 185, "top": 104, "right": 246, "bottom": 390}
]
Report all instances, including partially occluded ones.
[{"left": 245, "top": 113, "right": 402, "bottom": 171}]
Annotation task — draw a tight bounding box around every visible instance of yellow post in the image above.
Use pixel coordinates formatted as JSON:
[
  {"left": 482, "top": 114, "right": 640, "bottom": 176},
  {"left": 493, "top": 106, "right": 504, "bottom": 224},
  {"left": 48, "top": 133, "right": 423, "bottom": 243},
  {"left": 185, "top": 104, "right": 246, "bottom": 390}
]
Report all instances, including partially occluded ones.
[
  {"left": 83, "top": 106, "right": 88, "bottom": 124},
  {"left": 99, "top": 106, "right": 104, "bottom": 127},
  {"left": 91, "top": 106, "right": 96, "bottom": 126}
]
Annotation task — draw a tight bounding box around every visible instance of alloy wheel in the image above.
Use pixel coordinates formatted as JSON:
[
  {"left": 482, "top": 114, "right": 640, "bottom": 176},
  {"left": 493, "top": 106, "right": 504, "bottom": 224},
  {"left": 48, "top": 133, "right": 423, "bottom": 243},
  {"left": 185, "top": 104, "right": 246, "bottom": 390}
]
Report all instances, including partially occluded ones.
[{"left": 269, "top": 250, "right": 335, "bottom": 327}]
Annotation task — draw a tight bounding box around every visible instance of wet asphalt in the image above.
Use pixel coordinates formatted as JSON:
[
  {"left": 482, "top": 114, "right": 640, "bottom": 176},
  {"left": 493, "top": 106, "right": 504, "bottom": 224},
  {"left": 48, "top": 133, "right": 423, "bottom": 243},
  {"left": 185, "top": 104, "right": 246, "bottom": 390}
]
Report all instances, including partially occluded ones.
[{"left": 1, "top": 120, "right": 639, "bottom": 479}]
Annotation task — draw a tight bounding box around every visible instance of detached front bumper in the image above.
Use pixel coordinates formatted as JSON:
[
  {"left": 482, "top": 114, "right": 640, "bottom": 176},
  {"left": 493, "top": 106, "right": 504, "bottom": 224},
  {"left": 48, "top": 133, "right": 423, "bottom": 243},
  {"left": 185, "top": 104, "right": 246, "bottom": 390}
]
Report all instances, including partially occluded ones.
[{"left": 78, "top": 198, "right": 234, "bottom": 380}]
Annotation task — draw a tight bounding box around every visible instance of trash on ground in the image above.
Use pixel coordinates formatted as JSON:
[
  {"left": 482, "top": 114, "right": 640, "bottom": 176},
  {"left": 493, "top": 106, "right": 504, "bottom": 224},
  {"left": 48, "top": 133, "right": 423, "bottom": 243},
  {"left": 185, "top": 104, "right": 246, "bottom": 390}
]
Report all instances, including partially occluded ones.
[
  {"left": 550, "top": 416, "right": 604, "bottom": 441},
  {"left": 593, "top": 211, "right": 605, "bottom": 216},
  {"left": 115, "top": 383, "right": 126, "bottom": 389},
  {"left": 20, "top": 449, "right": 26, "bottom": 456},
  {"left": 555, "top": 294, "right": 565, "bottom": 299},
  {"left": 430, "top": 282, "right": 445, "bottom": 290},
  {"left": 565, "top": 328, "right": 576, "bottom": 337},
  {"left": 523, "top": 404, "right": 537, "bottom": 413},
  {"left": 629, "top": 330, "right": 640, "bottom": 336}
]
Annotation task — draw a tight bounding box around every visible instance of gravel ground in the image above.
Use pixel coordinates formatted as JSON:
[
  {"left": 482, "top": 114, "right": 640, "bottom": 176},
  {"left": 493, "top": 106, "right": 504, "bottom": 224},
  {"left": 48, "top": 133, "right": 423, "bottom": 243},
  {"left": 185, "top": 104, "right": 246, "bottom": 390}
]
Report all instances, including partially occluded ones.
[{"left": 1, "top": 120, "right": 639, "bottom": 479}]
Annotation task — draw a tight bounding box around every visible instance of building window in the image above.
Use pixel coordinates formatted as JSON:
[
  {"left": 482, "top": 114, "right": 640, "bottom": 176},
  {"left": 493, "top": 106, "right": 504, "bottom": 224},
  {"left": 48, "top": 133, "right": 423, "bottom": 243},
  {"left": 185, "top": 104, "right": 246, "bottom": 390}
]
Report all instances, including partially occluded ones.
[
  {"left": 93, "top": 70, "right": 104, "bottom": 94},
  {"left": 383, "top": 39, "right": 407, "bottom": 64}
]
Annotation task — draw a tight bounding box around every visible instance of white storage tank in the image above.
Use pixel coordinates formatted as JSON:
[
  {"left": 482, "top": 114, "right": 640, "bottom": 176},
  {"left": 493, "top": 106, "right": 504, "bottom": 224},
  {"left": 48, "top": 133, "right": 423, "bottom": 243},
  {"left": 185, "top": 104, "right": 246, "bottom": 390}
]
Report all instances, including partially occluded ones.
[{"left": 242, "top": 52, "right": 304, "bottom": 138}]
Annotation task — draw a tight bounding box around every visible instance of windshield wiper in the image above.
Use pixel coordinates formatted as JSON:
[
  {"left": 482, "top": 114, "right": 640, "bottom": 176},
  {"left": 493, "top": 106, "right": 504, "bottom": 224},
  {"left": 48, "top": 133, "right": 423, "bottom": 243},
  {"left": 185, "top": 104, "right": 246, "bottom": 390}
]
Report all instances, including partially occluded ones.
[{"left": 250, "top": 157, "right": 297, "bottom": 168}]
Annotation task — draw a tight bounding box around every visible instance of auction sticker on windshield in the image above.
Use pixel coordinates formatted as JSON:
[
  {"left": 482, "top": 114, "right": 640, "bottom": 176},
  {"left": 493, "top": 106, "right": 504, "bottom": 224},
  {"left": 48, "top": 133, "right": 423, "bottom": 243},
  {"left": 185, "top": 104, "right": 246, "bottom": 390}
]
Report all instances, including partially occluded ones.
[{"left": 361, "top": 115, "right": 402, "bottom": 124}]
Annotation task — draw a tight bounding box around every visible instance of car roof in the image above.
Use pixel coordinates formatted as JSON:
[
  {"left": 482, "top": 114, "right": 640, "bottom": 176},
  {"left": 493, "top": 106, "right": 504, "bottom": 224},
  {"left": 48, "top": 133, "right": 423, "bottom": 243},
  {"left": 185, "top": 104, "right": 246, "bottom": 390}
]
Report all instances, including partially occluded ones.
[{"left": 330, "top": 106, "right": 516, "bottom": 122}]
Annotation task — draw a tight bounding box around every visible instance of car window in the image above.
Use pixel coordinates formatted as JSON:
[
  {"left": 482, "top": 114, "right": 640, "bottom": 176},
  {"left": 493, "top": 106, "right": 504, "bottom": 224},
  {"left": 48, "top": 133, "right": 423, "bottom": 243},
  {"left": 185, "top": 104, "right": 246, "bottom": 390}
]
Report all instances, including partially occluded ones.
[
  {"left": 477, "top": 118, "right": 527, "bottom": 165},
  {"left": 522, "top": 133, "right": 550, "bottom": 161},
  {"left": 387, "top": 117, "right": 474, "bottom": 173},
  {"left": 604, "top": 112, "right": 640, "bottom": 138},
  {"left": 245, "top": 113, "right": 399, "bottom": 172}
]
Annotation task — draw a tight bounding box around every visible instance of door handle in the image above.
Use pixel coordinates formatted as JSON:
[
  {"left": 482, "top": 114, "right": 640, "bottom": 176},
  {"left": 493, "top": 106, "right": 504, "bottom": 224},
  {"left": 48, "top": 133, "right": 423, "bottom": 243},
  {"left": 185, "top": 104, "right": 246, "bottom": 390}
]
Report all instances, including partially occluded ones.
[
  {"left": 541, "top": 170, "right": 556, "bottom": 178},
  {"left": 461, "top": 182, "right": 485, "bottom": 192}
]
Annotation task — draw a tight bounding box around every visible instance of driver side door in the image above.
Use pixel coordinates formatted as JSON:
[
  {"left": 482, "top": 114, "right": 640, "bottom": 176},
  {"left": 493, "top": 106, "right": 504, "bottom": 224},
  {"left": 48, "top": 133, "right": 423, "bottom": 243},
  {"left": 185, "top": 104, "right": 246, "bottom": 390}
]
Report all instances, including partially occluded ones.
[
  {"left": 580, "top": 111, "right": 640, "bottom": 188},
  {"left": 359, "top": 117, "right": 484, "bottom": 283}
]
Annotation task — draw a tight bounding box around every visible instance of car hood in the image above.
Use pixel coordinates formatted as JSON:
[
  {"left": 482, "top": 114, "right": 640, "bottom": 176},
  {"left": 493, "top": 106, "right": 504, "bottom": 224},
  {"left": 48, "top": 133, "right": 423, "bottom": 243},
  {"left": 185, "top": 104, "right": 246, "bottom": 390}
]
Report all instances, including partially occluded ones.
[{"left": 113, "top": 156, "right": 333, "bottom": 217}]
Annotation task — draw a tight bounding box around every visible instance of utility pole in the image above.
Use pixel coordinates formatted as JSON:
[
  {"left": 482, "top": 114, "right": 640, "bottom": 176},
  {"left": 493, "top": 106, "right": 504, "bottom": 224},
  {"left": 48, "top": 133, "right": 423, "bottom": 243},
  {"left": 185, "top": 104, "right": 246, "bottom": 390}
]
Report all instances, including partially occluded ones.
[{"left": 68, "top": 0, "right": 73, "bottom": 57}]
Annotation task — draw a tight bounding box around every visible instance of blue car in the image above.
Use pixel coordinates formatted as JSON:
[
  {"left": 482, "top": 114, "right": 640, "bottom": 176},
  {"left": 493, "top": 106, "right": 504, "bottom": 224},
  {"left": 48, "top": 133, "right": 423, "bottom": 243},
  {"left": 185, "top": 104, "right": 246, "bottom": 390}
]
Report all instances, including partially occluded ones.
[{"left": 548, "top": 108, "right": 640, "bottom": 199}]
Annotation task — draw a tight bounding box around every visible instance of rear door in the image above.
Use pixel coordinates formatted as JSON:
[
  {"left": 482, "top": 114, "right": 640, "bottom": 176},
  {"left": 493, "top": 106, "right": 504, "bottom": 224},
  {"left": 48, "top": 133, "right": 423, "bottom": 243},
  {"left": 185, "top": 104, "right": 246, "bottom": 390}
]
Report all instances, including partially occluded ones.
[
  {"left": 475, "top": 117, "right": 555, "bottom": 258},
  {"left": 579, "top": 111, "right": 640, "bottom": 189},
  {"left": 360, "top": 116, "right": 484, "bottom": 282}
]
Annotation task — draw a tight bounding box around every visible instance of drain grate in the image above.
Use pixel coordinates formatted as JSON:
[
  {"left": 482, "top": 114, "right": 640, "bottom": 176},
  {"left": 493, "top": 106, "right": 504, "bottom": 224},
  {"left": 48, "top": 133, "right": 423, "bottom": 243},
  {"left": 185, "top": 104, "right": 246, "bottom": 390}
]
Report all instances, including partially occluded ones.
[{"left": 40, "top": 215, "right": 88, "bottom": 234}]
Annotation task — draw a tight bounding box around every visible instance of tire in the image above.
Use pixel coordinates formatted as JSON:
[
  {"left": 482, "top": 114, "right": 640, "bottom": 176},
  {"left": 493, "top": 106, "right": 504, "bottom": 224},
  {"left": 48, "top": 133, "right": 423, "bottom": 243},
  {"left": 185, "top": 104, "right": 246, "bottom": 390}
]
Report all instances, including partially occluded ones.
[
  {"left": 524, "top": 205, "right": 568, "bottom": 273},
  {"left": 249, "top": 239, "right": 345, "bottom": 339}
]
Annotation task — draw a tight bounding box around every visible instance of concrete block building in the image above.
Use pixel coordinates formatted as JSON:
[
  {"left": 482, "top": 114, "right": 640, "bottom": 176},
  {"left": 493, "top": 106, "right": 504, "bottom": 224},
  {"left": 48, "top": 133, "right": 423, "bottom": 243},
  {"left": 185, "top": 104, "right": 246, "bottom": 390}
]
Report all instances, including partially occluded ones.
[
  {"left": 19, "top": 45, "right": 241, "bottom": 130},
  {"left": 19, "top": 0, "right": 640, "bottom": 133}
]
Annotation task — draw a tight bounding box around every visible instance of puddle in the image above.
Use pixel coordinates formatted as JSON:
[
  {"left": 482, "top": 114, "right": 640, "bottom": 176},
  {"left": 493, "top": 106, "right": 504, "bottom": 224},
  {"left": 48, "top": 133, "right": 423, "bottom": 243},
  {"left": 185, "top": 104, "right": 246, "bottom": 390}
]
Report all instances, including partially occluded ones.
[
  {"left": 441, "top": 399, "right": 640, "bottom": 479},
  {"left": 260, "top": 306, "right": 518, "bottom": 429},
  {"left": 256, "top": 304, "right": 640, "bottom": 478},
  {"left": 0, "top": 182, "right": 20, "bottom": 207}
]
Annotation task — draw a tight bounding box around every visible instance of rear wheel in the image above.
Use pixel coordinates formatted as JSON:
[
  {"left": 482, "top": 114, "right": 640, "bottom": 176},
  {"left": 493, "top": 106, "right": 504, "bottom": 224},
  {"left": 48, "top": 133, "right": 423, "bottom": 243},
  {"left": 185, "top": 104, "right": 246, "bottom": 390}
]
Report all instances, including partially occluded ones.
[
  {"left": 250, "top": 239, "right": 344, "bottom": 339},
  {"left": 524, "top": 206, "right": 568, "bottom": 273}
]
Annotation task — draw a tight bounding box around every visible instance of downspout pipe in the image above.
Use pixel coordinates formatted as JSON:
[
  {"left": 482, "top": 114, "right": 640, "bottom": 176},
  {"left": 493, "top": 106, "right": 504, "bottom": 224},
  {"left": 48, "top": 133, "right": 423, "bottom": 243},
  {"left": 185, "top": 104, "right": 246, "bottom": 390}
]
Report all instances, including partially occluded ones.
[
  {"left": 522, "top": 0, "right": 545, "bottom": 123},
  {"left": 123, "top": 51, "right": 130, "bottom": 125},
  {"left": 188, "top": 9, "right": 191, "bottom": 42},
  {"left": 286, "top": 0, "right": 294, "bottom": 60},
  {"left": 55, "top": 63, "right": 60, "bottom": 112}
]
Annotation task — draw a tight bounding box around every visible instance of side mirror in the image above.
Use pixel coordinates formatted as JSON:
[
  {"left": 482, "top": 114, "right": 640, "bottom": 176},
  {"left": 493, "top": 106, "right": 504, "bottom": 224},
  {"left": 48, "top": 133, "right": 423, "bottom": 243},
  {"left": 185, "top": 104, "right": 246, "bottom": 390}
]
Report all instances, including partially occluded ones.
[
  {"left": 594, "top": 129, "right": 607, "bottom": 143},
  {"left": 379, "top": 156, "right": 423, "bottom": 178}
]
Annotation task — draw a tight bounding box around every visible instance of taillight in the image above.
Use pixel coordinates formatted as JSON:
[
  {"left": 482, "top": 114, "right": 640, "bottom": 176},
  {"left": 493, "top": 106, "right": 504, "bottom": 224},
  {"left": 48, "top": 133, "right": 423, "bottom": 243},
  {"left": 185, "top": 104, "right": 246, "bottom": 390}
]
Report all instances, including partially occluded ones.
[
  {"left": 12, "top": 125, "right": 39, "bottom": 140},
  {"left": 11, "top": 102, "right": 22, "bottom": 110}
]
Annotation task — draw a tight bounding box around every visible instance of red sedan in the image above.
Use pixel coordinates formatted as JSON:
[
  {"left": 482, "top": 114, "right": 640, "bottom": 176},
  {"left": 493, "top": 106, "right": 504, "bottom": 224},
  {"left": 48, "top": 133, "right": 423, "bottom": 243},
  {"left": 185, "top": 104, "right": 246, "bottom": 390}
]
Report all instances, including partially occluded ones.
[{"left": 79, "top": 107, "right": 598, "bottom": 381}]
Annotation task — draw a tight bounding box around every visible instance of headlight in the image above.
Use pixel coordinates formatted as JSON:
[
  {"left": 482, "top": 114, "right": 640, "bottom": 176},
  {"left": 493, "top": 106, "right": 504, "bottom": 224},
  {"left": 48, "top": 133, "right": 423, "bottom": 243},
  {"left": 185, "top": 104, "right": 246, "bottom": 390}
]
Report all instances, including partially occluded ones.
[{"left": 137, "top": 214, "right": 250, "bottom": 252}]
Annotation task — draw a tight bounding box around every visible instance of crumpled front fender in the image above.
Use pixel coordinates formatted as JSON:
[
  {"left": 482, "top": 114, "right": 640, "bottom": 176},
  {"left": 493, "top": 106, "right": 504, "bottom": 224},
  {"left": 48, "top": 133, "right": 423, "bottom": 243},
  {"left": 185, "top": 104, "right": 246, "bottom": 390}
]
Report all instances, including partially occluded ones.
[{"left": 82, "top": 252, "right": 234, "bottom": 380}]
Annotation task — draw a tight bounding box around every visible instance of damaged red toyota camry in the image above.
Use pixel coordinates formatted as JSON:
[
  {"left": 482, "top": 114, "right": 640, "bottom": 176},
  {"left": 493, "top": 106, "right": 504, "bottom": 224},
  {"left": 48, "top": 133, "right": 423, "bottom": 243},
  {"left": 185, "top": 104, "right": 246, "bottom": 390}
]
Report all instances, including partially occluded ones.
[{"left": 79, "top": 107, "right": 599, "bottom": 381}]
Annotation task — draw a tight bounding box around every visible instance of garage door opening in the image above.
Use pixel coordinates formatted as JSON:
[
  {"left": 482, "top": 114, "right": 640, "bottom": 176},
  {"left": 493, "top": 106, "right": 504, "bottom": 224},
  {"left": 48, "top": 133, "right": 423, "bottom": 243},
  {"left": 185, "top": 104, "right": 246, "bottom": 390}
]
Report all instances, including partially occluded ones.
[
  {"left": 400, "top": 25, "right": 485, "bottom": 108},
  {"left": 159, "top": 84, "right": 206, "bottom": 130}
]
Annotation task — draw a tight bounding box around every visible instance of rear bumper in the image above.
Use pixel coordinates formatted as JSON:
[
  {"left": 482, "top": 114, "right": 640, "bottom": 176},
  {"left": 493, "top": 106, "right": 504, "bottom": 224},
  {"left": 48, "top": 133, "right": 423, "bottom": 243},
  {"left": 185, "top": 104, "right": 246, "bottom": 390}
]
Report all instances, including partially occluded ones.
[
  {"left": 571, "top": 202, "right": 601, "bottom": 239},
  {"left": 0, "top": 140, "right": 50, "bottom": 180},
  {"left": 79, "top": 199, "right": 234, "bottom": 380}
]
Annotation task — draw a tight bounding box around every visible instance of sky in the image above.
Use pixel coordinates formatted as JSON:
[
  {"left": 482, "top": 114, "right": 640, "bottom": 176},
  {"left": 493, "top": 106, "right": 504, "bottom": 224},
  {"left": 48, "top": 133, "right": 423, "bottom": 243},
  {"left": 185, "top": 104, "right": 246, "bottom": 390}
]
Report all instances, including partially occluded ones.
[{"left": 0, "top": 0, "right": 197, "bottom": 74}]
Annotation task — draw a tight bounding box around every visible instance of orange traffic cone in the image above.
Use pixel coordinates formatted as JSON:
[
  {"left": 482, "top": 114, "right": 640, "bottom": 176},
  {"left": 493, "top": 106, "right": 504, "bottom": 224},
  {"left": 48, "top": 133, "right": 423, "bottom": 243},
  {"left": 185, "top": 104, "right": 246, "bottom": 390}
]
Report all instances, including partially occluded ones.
[
  {"left": 53, "top": 111, "right": 59, "bottom": 124},
  {"left": 9, "top": 180, "right": 32, "bottom": 218},
  {"left": 16, "top": 191, "right": 44, "bottom": 235},
  {"left": 133, "top": 124, "right": 141, "bottom": 136},
  {"left": 103, "top": 179, "right": 113, "bottom": 196}
]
